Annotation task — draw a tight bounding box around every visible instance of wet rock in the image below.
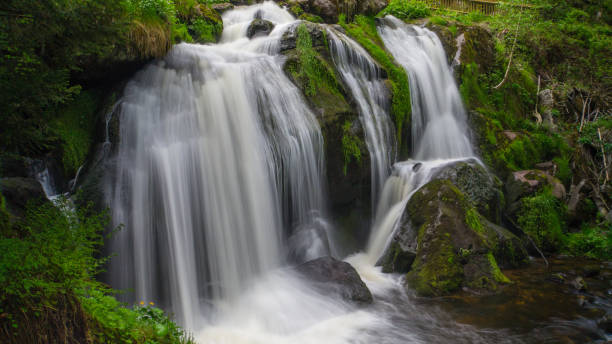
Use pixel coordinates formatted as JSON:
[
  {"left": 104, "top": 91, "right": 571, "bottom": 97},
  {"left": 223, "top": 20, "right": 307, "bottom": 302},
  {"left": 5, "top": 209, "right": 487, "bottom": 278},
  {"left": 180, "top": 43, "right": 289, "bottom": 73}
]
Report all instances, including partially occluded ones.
[
  {"left": 569, "top": 276, "right": 587, "bottom": 291},
  {"left": 583, "top": 265, "right": 601, "bottom": 278},
  {"left": 211, "top": 2, "right": 234, "bottom": 14},
  {"left": 0, "top": 177, "right": 48, "bottom": 218},
  {"left": 434, "top": 161, "right": 504, "bottom": 223},
  {"left": 287, "top": 221, "right": 332, "bottom": 264},
  {"left": 599, "top": 314, "right": 612, "bottom": 332},
  {"left": 483, "top": 219, "right": 528, "bottom": 269},
  {"left": 279, "top": 21, "right": 326, "bottom": 52},
  {"left": 294, "top": 256, "right": 373, "bottom": 304},
  {"left": 247, "top": 18, "right": 275, "bottom": 38},
  {"left": 549, "top": 272, "right": 567, "bottom": 284},
  {"left": 379, "top": 230, "right": 417, "bottom": 273},
  {"left": 403, "top": 180, "right": 510, "bottom": 296}
]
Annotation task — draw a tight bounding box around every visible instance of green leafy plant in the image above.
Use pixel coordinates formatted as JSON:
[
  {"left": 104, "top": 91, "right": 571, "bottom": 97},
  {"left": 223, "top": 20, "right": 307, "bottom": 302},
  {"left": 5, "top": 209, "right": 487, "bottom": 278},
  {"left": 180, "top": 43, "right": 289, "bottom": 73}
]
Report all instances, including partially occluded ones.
[{"left": 378, "top": 0, "right": 431, "bottom": 21}]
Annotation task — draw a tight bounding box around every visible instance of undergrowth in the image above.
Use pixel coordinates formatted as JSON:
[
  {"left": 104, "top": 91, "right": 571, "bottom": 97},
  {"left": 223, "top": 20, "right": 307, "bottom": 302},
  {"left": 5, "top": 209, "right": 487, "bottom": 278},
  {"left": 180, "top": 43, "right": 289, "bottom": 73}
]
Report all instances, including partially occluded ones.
[{"left": 0, "top": 198, "right": 193, "bottom": 343}]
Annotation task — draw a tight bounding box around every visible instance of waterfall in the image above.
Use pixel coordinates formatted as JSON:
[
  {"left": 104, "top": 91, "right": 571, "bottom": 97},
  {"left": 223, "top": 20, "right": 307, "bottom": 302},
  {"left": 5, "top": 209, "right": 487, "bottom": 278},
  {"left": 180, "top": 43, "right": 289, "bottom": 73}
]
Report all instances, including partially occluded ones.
[
  {"left": 105, "top": 2, "right": 328, "bottom": 327},
  {"left": 364, "top": 16, "right": 476, "bottom": 262},
  {"left": 327, "top": 28, "right": 395, "bottom": 207},
  {"left": 379, "top": 16, "right": 473, "bottom": 160}
]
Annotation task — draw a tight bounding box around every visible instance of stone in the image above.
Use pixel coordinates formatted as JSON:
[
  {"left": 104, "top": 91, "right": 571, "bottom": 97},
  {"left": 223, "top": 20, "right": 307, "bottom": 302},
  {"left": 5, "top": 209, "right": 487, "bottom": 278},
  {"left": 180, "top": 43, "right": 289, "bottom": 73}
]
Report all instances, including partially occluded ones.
[
  {"left": 569, "top": 276, "right": 587, "bottom": 291},
  {"left": 502, "top": 131, "right": 519, "bottom": 141},
  {"left": 246, "top": 19, "right": 275, "bottom": 38},
  {"left": 434, "top": 161, "right": 504, "bottom": 223},
  {"left": 294, "top": 256, "right": 373, "bottom": 304},
  {"left": 505, "top": 169, "right": 566, "bottom": 216},
  {"left": 357, "top": 0, "right": 388, "bottom": 16},
  {"left": 0, "top": 177, "right": 48, "bottom": 218},
  {"left": 598, "top": 314, "right": 612, "bottom": 332},
  {"left": 483, "top": 219, "right": 529, "bottom": 269},
  {"left": 279, "top": 21, "right": 326, "bottom": 52},
  {"left": 211, "top": 2, "right": 234, "bottom": 14},
  {"left": 403, "top": 180, "right": 510, "bottom": 296}
]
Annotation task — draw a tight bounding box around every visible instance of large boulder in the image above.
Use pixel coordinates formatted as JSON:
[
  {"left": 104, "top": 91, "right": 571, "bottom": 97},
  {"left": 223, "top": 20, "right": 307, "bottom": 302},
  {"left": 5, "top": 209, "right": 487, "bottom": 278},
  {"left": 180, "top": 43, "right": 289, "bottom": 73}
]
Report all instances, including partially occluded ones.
[
  {"left": 247, "top": 19, "right": 275, "bottom": 38},
  {"left": 294, "top": 256, "right": 373, "bottom": 304},
  {"left": 434, "top": 161, "right": 504, "bottom": 224},
  {"left": 403, "top": 180, "right": 511, "bottom": 296},
  {"left": 0, "top": 177, "right": 48, "bottom": 218}
]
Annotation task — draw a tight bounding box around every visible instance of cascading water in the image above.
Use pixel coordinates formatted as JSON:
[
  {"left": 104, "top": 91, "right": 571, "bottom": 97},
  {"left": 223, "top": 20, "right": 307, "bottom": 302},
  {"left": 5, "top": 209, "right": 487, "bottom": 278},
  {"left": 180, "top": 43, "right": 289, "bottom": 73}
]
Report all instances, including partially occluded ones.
[
  {"left": 327, "top": 29, "right": 395, "bottom": 206},
  {"left": 379, "top": 16, "right": 473, "bottom": 160},
  {"left": 106, "top": 4, "right": 518, "bottom": 343},
  {"left": 364, "top": 16, "right": 477, "bottom": 263},
  {"left": 105, "top": 2, "right": 328, "bottom": 328}
]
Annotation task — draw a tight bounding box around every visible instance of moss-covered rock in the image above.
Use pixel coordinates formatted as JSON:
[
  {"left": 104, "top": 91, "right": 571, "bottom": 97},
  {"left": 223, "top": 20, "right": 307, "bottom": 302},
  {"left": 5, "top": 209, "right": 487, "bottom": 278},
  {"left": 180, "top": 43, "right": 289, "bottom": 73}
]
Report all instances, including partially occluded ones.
[
  {"left": 187, "top": 4, "right": 224, "bottom": 43},
  {"left": 482, "top": 219, "right": 529, "bottom": 269},
  {"left": 459, "top": 25, "right": 495, "bottom": 75},
  {"left": 505, "top": 169, "right": 566, "bottom": 217},
  {"left": 247, "top": 19, "right": 275, "bottom": 38},
  {"left": 434, "top": 161, "right": 504, "bottom": 224},
  {"left": 404, "top": 180, "right": 511, "bottom": 296}
]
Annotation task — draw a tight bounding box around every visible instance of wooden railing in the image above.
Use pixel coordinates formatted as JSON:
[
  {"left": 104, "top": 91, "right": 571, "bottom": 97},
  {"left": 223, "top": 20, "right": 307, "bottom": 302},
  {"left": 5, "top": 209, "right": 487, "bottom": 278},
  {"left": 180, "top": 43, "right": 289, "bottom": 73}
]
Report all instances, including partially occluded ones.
[{"left": 417, "top": 0, "right": 500, "bottom": 15}]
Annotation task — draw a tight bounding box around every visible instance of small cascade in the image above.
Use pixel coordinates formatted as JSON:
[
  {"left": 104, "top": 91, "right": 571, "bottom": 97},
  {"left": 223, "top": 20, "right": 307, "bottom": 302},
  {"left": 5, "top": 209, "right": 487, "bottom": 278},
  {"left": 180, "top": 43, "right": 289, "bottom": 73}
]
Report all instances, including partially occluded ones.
[
  {"left": 365, "top": 16, "right": 477, "bottom": 263},
  {"left": 327, "top": 28, "right": 395, "bottom": 207},
  {"left": 379, "top": 16, "right": 473, "bottom": 160}
]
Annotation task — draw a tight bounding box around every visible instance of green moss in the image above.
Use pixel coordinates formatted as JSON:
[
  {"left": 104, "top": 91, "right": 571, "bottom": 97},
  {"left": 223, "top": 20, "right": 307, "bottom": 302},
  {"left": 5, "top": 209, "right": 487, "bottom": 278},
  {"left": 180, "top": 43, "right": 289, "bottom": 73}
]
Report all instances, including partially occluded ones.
[
  {"left": 465, "top": 207, "right": 483, "bottom": 234},
  {"left": 339, "top": 15, "right": 411, "bottom": 149},
  {"left": 517, "top": 189, "right": 566, "bottom": 252},
  {"left": 52, "top": 90, "right": 101, "bottom": 176},
  {"left": 292, "top": 24, "right": 343, "bottom": 98},
  {"left": 487, "top": 252, "right": 510, "bottom": 283},
  {"left": 341, "top": 120, "right": 363, "bottom": 175},
  {"left": 173, "top": 22, "right": 193, "bottom": 42},
  {"left": 430, "top": 16, "right": 448, "bottom": 26},
  {"left": 299, "top": 13, "right": 324, "bottom": 23},
  {"left": 187, "top": 5, "right": 223, "bottom": 43},
  {"left": 408, "top": 225, "right": 463, "bottom": 296}
]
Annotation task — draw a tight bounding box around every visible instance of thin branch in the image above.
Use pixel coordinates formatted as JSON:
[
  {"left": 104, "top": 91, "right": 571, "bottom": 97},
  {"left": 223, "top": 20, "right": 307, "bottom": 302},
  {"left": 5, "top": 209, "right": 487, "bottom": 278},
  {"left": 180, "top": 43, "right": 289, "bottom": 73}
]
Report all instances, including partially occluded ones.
[
  {"left": 598, "top": 127, "right": 609, "bottom": 183},
  {"left": 493, "top": 0, "right": 524, "bottom": 90}
]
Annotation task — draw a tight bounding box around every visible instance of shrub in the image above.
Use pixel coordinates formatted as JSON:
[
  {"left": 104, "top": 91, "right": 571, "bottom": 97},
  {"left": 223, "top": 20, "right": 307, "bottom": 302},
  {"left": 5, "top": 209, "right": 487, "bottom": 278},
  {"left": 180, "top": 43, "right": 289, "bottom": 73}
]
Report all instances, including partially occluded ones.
[
  {"left": 517, "top": 189, "right": 566, "bottom": 252},
  {"left": 0, "top": 199, "right": 193, "bottom": 343},
  {"left": 565, "top": 223, "right": 612, "bottom": 260},
  {"left": 378, "top": 0, "right": 431, "bottom": 21}
]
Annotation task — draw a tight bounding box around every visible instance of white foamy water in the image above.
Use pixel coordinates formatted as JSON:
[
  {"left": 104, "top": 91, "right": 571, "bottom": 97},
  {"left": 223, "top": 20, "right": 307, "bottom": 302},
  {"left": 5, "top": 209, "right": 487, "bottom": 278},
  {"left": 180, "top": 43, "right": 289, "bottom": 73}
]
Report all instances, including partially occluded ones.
[
  {"left": 327, "top": 28, "right": 396, "bottom": 208},
  {"left": 106, "top": 5, "right": 513, "bottom": 343}
]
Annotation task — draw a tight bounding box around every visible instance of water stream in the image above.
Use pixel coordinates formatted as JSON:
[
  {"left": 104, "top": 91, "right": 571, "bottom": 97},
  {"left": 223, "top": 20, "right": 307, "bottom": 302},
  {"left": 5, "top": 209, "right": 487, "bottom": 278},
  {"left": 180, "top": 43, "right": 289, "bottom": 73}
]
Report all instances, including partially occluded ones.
[
  {"left": 327, "top": 28, "right": 395, "bottom": 208},
  {"left": 101, "top": 4, "right": 600, "bottom": 343}
]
